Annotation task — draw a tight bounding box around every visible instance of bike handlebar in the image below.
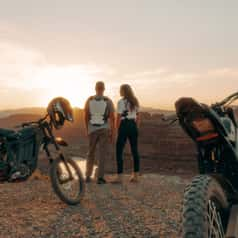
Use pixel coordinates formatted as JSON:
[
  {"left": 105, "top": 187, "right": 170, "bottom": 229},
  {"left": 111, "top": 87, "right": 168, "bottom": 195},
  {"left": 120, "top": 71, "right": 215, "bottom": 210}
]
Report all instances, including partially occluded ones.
[
  {"left": 214, "top": 91, "right": 238, "bottom": 107},
  {"left": 162, "top": 113, "right": 178, "bottom": 125},
  {"left": 15, "top": 114, "right": 49, "bottom": 128},
  {"left": 162, "top": 113, "right": 177, "bottom": 121}
]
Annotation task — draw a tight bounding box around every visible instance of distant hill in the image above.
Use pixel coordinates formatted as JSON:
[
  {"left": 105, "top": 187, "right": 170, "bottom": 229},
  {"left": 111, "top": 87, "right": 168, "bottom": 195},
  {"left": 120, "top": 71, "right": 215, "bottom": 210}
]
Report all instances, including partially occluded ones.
[
  {"left": 0, "top": 107, "right": 45, "bottom": 119},
  {"left": 0, "top": 106, "right": 168, "bottom": 142},
  {"left": 0, "top": 114, "right": 43, "bottom": 128},
  {"left": 0, "top": 109, "right": 85, "bottom": 145},
  {"left": 0, "top": 106, "right": 173, "bottom": 119},
  {"left": 140, "top": 107, "right": 174, "bottom": 115}
]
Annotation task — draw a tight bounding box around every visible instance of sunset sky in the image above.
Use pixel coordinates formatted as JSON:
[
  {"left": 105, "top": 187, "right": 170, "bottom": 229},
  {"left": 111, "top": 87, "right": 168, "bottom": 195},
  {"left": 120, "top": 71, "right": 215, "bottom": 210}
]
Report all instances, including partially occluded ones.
[{"left": 0, "top": 0, "right": 238, "bottom": 109}]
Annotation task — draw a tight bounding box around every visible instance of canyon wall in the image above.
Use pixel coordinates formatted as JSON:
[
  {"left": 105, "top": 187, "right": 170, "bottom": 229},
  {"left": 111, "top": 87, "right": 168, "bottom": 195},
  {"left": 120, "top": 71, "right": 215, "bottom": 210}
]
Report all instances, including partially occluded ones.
[
  {"left": 2, "top": 108, "right": 238, "bottom": 173},
  {"left": 139, "top": 113, "right": 196, "bottom": 161},
  {"left": 103, "top": 113, "right": 198, "bottom": 173}
]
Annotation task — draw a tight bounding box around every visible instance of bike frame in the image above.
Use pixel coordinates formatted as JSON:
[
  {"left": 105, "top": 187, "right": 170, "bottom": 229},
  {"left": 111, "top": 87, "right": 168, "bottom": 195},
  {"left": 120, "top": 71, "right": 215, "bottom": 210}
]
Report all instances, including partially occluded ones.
[
  {"left": 38, "top": 118, "right": 74, "bottom": 182},
  {"left": 176, "top": 92, "right": 238, "bottom": 198},
  {"left": 0, "top": 114, "right": 73, "bottom": 181}
]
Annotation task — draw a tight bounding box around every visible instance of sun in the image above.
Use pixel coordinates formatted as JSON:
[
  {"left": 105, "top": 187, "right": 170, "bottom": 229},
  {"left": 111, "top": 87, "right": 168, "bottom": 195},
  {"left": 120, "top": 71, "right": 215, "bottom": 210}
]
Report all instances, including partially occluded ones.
[
  {"left": 31, "top": 66, "right": 96, "bottom": 108},
  {"left": 43, "top": 79, "right": 95, "bottom": 108}
]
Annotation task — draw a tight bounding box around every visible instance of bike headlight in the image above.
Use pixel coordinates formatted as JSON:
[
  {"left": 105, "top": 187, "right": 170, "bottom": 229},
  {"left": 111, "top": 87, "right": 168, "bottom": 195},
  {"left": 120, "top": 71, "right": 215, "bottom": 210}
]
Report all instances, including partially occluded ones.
[
  {"left": 192, "top": 118, "right": 219, "bottom": 142},
  {"left": 192, "top": 118, "right": 215, "bottom": 133}
]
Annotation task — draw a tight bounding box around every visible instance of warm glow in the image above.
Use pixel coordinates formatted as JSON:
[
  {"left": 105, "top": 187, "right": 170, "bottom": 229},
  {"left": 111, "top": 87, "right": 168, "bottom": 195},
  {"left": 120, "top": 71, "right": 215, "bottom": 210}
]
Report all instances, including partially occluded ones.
[
  {"left": 20, "top": 65, "right": 98, "bottom": 108},
  {"left": 41, "top": 76, "right": 94, "bottom": 108},
  {"left": 0, "top": 2, "right": 238, "bottom": 111}
]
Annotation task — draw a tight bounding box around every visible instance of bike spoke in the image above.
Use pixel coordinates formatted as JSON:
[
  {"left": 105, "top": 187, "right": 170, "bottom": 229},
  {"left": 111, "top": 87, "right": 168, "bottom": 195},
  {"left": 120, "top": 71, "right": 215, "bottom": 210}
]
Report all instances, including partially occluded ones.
[
  {"left": 56, "top": 162, "right": 81, "bottom": 200},
  {"left": 207, "top": 200, "right": 225, "bottom": 238}
]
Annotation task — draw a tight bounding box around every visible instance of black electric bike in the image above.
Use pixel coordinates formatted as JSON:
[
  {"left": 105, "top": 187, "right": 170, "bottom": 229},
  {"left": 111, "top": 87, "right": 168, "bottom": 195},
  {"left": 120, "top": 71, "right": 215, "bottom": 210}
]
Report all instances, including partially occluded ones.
[
  {"left": 0, "top": 110, "right": 85, "bottom": 205},
  {"left": 165, "top": 92, "right": 238, "bottom": 237}
]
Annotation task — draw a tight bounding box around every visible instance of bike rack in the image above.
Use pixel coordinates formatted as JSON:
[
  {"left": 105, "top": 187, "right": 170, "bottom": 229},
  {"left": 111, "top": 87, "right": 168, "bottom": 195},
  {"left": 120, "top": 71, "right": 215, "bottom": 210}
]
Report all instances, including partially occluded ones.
[{"left": 226, "top": 205, "right": 238, "bottom": 238}]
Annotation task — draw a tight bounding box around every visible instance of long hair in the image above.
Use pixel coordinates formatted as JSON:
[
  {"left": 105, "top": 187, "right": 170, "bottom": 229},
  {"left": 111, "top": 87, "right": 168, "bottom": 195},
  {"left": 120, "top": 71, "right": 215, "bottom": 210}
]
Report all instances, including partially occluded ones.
[{"left": 120, "top": 84, "right": 139, "bottom": 111}]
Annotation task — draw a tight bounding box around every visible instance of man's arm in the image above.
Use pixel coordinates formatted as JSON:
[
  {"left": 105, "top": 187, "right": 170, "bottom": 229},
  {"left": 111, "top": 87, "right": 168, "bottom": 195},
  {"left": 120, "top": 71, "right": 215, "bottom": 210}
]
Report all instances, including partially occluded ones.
[
  {"left": 84, "top": 99, "right": 90, "bottom": 136},
  {"left": 108, "top": 99, "right": 116, "bottom": 142},
  {"left": 110, "top": 112, "right": 115, "bottom": 133}
]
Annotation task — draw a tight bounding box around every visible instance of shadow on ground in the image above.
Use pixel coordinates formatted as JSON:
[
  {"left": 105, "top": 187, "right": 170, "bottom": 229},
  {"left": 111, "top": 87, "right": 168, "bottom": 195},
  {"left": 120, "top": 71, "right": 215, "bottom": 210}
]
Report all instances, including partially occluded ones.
[{"left": 0, "top": 171, "right": 187, "bottom": 238}]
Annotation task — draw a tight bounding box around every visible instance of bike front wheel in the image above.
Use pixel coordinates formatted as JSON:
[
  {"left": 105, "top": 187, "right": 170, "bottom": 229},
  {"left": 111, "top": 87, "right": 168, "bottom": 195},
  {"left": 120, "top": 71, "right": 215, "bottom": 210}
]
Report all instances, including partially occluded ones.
[
  {"left": 182, "top": 175, "right": 230, "bottom": 238},
  {"left": 50, "top": 156, "right": 85, "bottom": 205}
]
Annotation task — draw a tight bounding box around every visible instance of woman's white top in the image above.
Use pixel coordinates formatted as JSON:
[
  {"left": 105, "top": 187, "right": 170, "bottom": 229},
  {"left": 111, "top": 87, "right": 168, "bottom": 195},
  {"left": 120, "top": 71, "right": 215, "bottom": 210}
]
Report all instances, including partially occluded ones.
[{"left": 117, "top": 98, "right": 139, "bottom": 120}]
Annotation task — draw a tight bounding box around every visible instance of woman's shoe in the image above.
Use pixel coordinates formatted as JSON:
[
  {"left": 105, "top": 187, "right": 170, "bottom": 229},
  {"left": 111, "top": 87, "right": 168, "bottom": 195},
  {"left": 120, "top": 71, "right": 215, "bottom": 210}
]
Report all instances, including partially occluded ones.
[
  {"left": 111, "top": 174, "right": 123, "bottom": 184},
  {"left": 97, "top": 177, "right": 107, "bottom": 184},
  {"left": 129, "top": 172, "right": 139, "bottom": 183}
]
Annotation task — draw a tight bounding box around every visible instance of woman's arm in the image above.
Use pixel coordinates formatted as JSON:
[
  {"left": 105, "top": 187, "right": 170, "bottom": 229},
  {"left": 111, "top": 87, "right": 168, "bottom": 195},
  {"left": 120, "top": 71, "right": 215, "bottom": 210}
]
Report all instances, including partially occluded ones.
[
  {"left": 116, "top": 100, "right": 122, "bottom": 130},
  {"left": 84, "top": 111, "right": 89, "bottom": 136},
  {"left": 116, "top": 114, "right": 122, "bottom": 129},
  {"left": 136, "top": 112, "right": 141, "bottom": 128}
]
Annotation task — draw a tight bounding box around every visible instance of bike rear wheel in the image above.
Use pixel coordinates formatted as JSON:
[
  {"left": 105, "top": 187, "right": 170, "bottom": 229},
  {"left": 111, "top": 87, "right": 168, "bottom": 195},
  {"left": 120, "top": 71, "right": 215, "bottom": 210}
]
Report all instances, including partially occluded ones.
[
  {"left": 50, "top": 156, "right": 85, "bottom": 205},
  {"left": 182, "top": 175, "right": 230, "bottom": 238}
]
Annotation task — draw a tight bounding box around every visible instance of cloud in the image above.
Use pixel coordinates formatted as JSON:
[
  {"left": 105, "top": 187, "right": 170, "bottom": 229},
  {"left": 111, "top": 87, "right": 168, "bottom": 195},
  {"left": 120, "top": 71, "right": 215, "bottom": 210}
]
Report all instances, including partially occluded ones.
[
  {"left": 123, "top": 68, "right": 198, "bottom": 89},
  {"left": 0, "top": 41, "right": 45, "bottom": 88},
  {"left": 207, "top": 68, "right": 238, "bottom": 78},
  {"left": 0, "top": 40, "right": 115, "bottom": 88},
  {"left": 119, "top": 67, "right": 238, "bottom": 108},
  {"left": 122, "top": 67, "right": 238, "bottom": 87},
  {"left": 0, "top": 40, "right": 237, "bottom": 109},
  {"left": 124, "top": 69, "right": 168, "bottom": 79},
  {"left": 0, "top": 40, "right": 116, "bottom": 108}
]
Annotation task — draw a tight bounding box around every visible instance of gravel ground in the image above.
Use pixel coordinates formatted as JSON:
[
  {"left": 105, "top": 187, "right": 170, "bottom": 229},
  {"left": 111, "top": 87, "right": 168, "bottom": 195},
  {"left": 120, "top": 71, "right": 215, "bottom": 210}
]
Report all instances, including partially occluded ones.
[{"left": 0, "top": 174, "right": 188, "bottom": 238}]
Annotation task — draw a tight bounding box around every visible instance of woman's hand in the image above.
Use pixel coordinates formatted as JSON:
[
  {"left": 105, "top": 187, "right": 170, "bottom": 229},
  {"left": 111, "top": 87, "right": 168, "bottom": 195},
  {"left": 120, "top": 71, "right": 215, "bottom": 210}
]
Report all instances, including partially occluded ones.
[{"left": 109, "top": 128, "right": 116, "bottom": 144}]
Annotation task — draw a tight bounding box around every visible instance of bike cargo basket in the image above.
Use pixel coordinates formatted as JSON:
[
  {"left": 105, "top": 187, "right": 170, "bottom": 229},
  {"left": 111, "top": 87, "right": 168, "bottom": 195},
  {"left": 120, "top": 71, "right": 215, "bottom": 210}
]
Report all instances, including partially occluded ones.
[{"left": 7, "top": 127, "right": 42, "bottom": 171}]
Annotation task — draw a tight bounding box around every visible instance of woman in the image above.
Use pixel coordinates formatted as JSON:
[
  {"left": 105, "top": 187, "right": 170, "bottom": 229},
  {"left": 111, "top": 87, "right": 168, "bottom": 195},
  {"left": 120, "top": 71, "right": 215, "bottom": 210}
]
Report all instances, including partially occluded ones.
[{"left": 113, "top": 84, "right": 141, "bottom": 183}]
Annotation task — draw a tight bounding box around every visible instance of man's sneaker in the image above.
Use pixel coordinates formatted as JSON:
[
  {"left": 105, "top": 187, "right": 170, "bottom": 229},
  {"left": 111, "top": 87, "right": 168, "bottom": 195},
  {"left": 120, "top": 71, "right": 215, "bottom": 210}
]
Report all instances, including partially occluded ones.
[
  {"left": 85, "top": 176, "right": 92, "bottom": 183},
  {"left": 97, "top": 178, "right": 107, "bottom": 184}
]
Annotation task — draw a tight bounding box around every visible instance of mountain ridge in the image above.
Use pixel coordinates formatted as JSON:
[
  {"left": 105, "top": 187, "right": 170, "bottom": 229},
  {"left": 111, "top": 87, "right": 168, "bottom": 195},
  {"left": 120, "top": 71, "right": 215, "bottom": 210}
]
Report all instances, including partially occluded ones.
[{"left": 0, "top": 106, "right": 173, "bottom": 119}]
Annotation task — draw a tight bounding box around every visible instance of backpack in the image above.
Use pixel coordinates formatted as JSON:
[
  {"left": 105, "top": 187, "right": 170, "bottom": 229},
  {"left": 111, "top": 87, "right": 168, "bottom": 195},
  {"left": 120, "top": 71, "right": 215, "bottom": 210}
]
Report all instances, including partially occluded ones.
[{"left": 89, "top": 96, "right": 110, "bottom": 126}]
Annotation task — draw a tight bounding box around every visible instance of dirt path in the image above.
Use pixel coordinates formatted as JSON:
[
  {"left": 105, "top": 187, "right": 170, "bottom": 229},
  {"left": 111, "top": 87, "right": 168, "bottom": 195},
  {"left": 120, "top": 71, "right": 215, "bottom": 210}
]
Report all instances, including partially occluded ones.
[{"left": 0, "top": 174, "right": 188, "bottom": 238}]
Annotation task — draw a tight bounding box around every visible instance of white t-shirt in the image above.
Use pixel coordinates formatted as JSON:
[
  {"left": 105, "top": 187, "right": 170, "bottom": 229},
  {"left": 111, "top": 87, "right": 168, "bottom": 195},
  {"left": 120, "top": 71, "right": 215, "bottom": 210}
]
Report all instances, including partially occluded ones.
[{"left": 117, "top": 98, "right": 139, "bottom": 120}]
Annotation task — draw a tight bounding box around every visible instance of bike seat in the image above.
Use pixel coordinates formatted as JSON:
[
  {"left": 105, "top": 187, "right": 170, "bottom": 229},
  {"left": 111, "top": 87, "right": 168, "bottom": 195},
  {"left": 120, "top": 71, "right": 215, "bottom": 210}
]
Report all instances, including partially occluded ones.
[{"left": 0, "top": 129, "right": 19, "bottom": 139}]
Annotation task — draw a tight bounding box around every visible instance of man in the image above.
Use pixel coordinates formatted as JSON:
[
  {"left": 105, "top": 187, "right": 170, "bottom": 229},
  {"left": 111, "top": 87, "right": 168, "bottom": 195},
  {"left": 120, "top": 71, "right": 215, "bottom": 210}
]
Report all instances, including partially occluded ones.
[{"left": 84, "top": 81, "right": 115, "bottom": 184}]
